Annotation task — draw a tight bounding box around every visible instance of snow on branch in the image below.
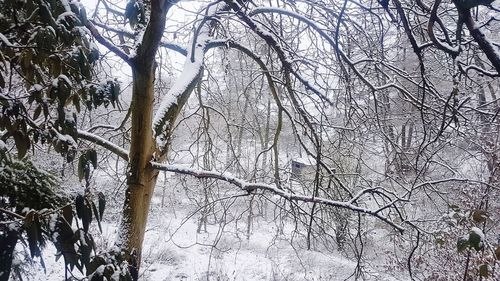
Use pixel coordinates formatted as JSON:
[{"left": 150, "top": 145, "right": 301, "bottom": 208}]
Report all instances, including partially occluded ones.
[
  {"left": 77, "top": 129, "right": 129, "bottom": 161},
  {"left": 150, "top": 161, "right": 405, "bottom": 232},
  {"left": 151, "top": 39, "right": 205, "bottom": 144},
  {"left": 51, "top": 128, "right": 77, "bottom": 149},
  {"left": 0, "top": 33, "right": 15, "bottom": 47},
  {"left": 248, "top": 7, "right": 348, "bottom": 63},
  {"left": 152, "top": 3, "right": 223, "bottom": 148},
  {"left": 427, "top": 0, "right": 460, "bottom": 57}
]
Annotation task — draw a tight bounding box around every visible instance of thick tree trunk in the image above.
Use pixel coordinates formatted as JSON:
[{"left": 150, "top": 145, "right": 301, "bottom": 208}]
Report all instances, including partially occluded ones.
[{"left": 119, "top": 68, "right": 159, "bottom": 279}]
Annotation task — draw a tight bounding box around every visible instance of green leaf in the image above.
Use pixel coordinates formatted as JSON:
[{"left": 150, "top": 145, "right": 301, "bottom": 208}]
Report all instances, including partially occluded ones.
[
  {"left": 24, "top": 211, "right": 42, "bottom": 258},
  {"left": 87, "top": 256, "right": 106, "bottom": 276},
  {"left": 125, "top": 0, "right": 139, "bottom": 27},
  {"left": 33, "top": 130, "right": 39, "bottom": 143},
  {"left": 66, "top": 149, "right": 76, "bottom": 163},
  {"left": 87, "top": 149, "right": 97, "bottom": 169},
  {"left": 80, "top": 232, "right": 92, "bottom": 270},
  {"left": 457, "top": 237, "right": 469, "bottom": 253},
  {"left": 57, "top": 76, "right": 72, "bottom": 105},
  {"left": 91, "top": 201, "right": 102, "bottom": 233},
  {"left": 52, "top": 216, "right": 78, "bottom": 271},
  {"left": 97, "top": 192, "right": 105, "bottom": 219},
  {"left": 79, "top": 7, "right": 88, "bottom": 25},
  {"left": 468, "top": 230, "right": 483, "bottom": 251},
  {"left": 82, "top": 198, "right": 93, "bottom": 232},
  {"left": 33, "top": 105, "right": 42, "bottom": 120},
  {"left": 479, "top": 264, "right": 489, "bottom": 277},
  {"left": 13, "top": 131, "right": 30, "bottom": 158},
  {"left": 88, "top": 47, "right": 99, "bottom": 63},
  {"left": 75, "top": 194, "right": 85, "bottom": 219},
  {"left": 0, "top": 72, "right": 5, "bottom": 88},
  {"left": 72, "top": 94, "right": 81, "bottom": 113},
  {"left": 62, "top": 204, "right": 73, "bottom": 226},
  {"left": 78, "top": 154, "right": 86, "bottom": 181},
  {"left": 69, "top": 2, "right": 79, "bottom": 14}
]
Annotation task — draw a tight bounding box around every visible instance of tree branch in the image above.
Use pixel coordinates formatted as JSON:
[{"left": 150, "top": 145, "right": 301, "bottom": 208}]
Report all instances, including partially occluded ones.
[
  {"left": 91, "top": 21, "right": 188, "bottom": 56},
  {"left": 150, "top": 162, "right": 405, "bottom": 233},
  {"left": 85, "top": 20, "right": 132, "bottom": 65},
  {"left": 77, "top": 129, "right": 129, "bottom": 161},
  {"left": 459, "top": 5, "right": 500, "bottom": 74}
]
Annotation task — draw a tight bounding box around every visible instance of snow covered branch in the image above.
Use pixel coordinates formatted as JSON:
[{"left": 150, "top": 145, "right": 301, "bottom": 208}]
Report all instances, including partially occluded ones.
[
  {"left": 77, "top": 129, "right": 129, "bottom": 161},
  {"left": 152, "top": 3, "right": 225, "bottom": 149},
  {"left": 150, "top": 162, "right": 406, "bottom": 233}
]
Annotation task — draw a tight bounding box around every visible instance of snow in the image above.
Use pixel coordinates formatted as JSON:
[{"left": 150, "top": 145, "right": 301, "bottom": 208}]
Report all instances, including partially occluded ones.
[
  {"left": 60, "top": 0, "right": 72, "bottom": 13},
  {"left": 57, "top": 74, "right": 73, "bottom": 86},
  {"left": 0, "top": 32, "right": 14, "bottom": 47},
  {"left": 18, "top": 163, "right": 409, "bottom": 281},
  {"left": 471, "top": 227, "right": 485, "bottom": 241},
  {"left": 8, "top": 222, "right": 19, "bottom": 231},
  {"left": 77, "top": 129, "right": 129, "bottom": 160},
  {"left": 31, "top": 84, "right": 43, "bottom": 92},
  {"left": 152, "top": 3, "right": 224, "bottom": 147},
  {"left": 56, "top": 11, "right": 77, "bottom": 24},
  {"left": 53, "top": 130, "right": 77, "bottom": 147},
  {"left": 137, "top": 182, "right": 400, "bottom": 281}
]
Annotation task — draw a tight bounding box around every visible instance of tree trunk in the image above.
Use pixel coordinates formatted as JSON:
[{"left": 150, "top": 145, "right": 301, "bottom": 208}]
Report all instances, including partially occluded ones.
[{"left": 118, "top": 68, "right": 159, "bottom": 280}]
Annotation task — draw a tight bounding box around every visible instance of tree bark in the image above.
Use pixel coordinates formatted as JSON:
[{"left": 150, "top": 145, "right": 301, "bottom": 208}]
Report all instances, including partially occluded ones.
[
  {"left": 112, "top": 2, "right": 175, "bottom": 278},
  {"left": 118, "top": 67, "right": 159, "bottom": 279}
]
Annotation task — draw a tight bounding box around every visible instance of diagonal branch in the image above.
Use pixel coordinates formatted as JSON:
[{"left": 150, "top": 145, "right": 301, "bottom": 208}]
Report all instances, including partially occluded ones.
[
  {"left": 153, "top": 2, "right": 226, "bottom": 150},
  {"left": 459, "top": 6, "right": 500, "bottom": 74},
  {"left": 77, "top": 129, "right": 129, "bottom": 161},
  {"left": 85, "top": 20, "right": 132, "bottom": 65}
]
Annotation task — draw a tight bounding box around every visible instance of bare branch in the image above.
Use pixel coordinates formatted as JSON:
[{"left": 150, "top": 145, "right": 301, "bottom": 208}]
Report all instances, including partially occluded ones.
[{"left": 85, "top": 20, "right": 132, "bottom": 65}]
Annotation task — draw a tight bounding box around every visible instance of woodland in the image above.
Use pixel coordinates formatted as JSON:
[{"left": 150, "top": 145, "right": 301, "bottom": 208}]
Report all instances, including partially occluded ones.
[{"left": 0, "top": 0, "right": 499, "bottom": 280}]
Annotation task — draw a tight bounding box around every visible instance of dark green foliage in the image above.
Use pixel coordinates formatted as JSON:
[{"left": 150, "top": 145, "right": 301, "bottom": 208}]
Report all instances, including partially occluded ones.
[
  {"left": 0, "top": 148, "right": 108, "bottom": 280},
  {"left": 86, "top": 249, "right": 134, "bottom": 281},
  {"left": 0, "top": 1, "right": 126, "bottom": 280},
  {"left": 124, "top": 0, "right": 146, "bottom": 28},
  {"left": 78, "top": 149, "right": 98, "bottom": 186},
  {"left": 0, "top": 0, "right": 119, "bottom": 160},
  {"left": 0, "top": 149, "right": 61, "bottom": 210},
  {"left": 0, "top": 150, "right": 62, "bottom": 279}
]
